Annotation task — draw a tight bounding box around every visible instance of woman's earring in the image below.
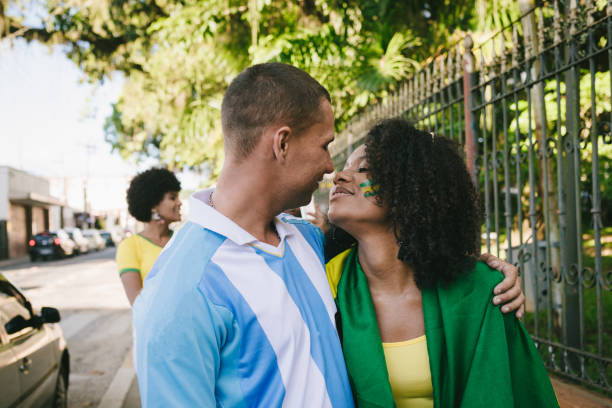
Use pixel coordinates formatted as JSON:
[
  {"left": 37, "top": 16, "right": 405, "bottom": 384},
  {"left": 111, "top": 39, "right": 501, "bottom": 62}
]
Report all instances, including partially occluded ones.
[{"left": 151, "top": 210, "right": 163, "bottom": 222}]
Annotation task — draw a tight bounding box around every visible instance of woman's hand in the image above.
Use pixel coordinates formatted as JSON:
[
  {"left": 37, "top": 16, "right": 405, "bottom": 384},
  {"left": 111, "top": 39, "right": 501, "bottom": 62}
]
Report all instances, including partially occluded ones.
[{"left": 479, "top": 253, "right": 525, "bottom": 318}]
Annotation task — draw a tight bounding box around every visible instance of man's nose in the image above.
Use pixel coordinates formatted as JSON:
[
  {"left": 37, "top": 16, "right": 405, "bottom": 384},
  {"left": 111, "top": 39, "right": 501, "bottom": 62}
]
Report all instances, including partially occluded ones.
[{"left": 324, "top": 154, "right": 334, "bottom": 174}]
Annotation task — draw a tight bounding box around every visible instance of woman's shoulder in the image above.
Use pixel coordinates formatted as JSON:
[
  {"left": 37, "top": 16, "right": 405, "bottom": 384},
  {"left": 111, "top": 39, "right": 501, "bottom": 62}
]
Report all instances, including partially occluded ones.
[
  {"left": 117, "top": 234, "right": 140, "bottom": 250},
  {"left": 438, "top": 260, "right": 504, "bottom": 300},
  {"left": 325, "top": 248, "right": 354, "bottom": 298},
  {"left": 470, "top": 260, "right": 504, "bottom": 287}
]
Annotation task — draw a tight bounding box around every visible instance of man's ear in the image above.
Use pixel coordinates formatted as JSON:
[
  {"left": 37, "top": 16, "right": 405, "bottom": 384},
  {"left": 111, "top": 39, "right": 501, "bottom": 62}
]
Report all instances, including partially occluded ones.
[{"left": 272, "top": 126, "right": 292, "bottom": 162}]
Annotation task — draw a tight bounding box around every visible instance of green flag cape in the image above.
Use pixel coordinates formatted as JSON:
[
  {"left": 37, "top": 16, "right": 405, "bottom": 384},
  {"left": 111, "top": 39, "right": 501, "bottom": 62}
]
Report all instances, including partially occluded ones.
[{"left": 329, "top": 248, "right": 559, "bottom": 408}]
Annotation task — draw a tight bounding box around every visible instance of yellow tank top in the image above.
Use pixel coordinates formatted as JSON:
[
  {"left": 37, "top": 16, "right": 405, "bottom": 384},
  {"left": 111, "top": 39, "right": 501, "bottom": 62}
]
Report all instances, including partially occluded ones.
[{"left": 382, "top": 335, "right": 434, "bottom": 408}]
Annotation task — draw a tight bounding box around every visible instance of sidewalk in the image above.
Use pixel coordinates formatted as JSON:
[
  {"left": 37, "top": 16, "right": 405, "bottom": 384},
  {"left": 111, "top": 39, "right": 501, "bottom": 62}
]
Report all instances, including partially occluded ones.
[
  {"left": 120, "top": 374, "right": 610, "bottom": 407},
  {"left": 551, "top": 375, "right": 612, "bottom": 407},
  {"left": 0, "top": 256, "right": 29, "bottom": 270},
  {"left": 99, "top": 348, "right": 138, "bottom": 408}
]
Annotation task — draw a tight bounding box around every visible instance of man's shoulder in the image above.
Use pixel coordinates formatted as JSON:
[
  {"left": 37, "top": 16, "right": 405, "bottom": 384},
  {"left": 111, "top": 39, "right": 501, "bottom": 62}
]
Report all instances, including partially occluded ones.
[
  {"left": 144, "top": 221, "right": 227, "bottom": 288},
  {"left": 135, "top": 223, "right": 232, "bottom": 320},
  {"left": 278, "top": 213, "right": 312, "bottom": 225},
  {"left": 279, "top": 214, "right": 324, "bottom": 246},
  {"left": 159, "top": 221, "right": 225, "bottom": 260}
]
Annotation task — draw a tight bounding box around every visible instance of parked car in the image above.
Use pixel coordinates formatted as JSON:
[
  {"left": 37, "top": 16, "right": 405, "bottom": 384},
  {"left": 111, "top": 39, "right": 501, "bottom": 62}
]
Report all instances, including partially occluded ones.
[
  {"left": 99, "top": 231, "right": 115, "bottom": 247},
  {"left": 55, "top": 230, "right": 77, "bottom": 257},
  {"left": 61, "top": 228, "right": 89, "bottom": 255},
  {"left": 0, "top": 273, "right": 69, "bottom": 407},
  {"left": 82, "top": 230, "right": 105, "bottom": 251},
  {"left": 28, "top": 231, "right": 75, "bottom": 261}
]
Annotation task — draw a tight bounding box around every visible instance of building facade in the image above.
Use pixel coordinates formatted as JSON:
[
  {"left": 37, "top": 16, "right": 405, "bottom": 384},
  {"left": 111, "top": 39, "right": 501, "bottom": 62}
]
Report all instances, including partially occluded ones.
[{"left": 0, "top": 167, "right": 67, "bottom": 260}]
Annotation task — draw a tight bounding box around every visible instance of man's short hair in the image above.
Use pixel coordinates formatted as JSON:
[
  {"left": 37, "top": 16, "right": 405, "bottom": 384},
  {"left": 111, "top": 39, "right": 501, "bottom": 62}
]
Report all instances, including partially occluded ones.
[{"left": 221, "top": 63, "right": 331, "bottom": 157}]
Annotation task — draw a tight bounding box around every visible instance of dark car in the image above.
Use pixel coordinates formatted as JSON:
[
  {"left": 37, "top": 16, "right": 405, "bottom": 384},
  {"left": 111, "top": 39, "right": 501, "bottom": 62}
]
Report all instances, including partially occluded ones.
[
  {"left": 99, "top": 231, "right": 115, "bottom": 247},
  {"left": 0, "top": 273, "right": 69, "bottom": 407},
  {"left": 28, "top": 232, "right": 75, "bottom": 262}
]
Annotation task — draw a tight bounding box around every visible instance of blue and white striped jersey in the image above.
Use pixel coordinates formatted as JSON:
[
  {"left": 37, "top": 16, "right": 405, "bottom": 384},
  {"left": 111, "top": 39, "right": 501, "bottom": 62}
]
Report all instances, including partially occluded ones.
[{"left": 133, "top": 189, "right": 354, "bottom": 407}]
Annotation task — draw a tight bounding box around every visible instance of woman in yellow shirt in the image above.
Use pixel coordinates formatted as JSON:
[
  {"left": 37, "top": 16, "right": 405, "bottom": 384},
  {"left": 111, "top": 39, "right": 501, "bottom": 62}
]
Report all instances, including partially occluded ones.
[{"left": 116, "top": 168, "right": 182, "bottom": 305}]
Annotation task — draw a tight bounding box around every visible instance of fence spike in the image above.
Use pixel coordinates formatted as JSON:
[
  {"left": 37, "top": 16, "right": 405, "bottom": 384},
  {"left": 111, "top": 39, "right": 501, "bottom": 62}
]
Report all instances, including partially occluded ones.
[
  {"left": 411, "top": 76, "right": 417, "bottom": 108},
  {"left": 420, "top": 70, "right": 426, "bottom": 104},
  {"left": 456, "top": 43, "right": 463, "bottom": 82},
  {"left": 447, "top": 51, "right": 454, "bottom": 83},
  {"left": 439, "top": 56, "right": 446, "bottom": 91},
  {"left": 415, "top": 72, "right": 420, "bottom": 105},
  {"left": 408, "top": 77, "right": 413, "bottom": 109},
  {"left": 396, "top": 82, "right": 400, "bottom": 116},
  {"left": 433, "top": 59, "right": 439, "bottom": 93},
  {"left": 403, "top": 78, "right": 407, "bottom": 111},
  {"left": 499, "top": 33, "right": 507, "bottom": 73}
]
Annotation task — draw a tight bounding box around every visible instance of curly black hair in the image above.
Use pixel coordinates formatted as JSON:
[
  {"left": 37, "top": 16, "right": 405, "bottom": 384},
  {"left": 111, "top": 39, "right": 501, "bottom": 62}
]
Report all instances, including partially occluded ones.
[
  {"left": 126, "top": 168, "right": 181, "bottom": 222},
  {"left": 364, "top": 118, "right": 483, "bottom": 289}
]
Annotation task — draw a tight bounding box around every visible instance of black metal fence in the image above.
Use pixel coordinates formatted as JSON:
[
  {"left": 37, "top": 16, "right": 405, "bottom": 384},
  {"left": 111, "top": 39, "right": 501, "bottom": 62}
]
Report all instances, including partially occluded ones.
[{"left": 325, "top": 0, "right": 611, "bottom": 393}]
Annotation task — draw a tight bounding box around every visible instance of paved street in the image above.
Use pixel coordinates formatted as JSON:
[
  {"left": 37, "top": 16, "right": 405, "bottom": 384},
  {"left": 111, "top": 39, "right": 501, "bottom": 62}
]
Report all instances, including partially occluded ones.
[{"left": 1, "top": 248, "right": 140, "bottom": 407}]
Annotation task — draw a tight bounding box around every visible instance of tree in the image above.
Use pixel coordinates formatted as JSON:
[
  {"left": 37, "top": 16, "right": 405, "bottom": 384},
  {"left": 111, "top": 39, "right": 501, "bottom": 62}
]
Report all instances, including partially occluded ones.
[{"left": 2, "top": 0, "right": 479, "bottom": 178}]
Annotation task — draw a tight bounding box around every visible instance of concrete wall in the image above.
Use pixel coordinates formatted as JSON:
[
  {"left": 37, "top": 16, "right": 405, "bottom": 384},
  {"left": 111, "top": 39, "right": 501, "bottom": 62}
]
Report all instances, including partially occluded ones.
[
  {"left": 32, "top": 206, "right": 46, "bottom": 235},
  {"left": 7, "top": 167, "right": 50, "bottom": 198},
  {"left": 1, "top": 167, "right": 54, "bottom": 259},
  {"left": 49, "top": 206, "right": 62, "bottom": 231},
  {"left": 9, "top": 203, "right": 27, "bottom": 258},
  {"left": 49, "top": 206, "right": 76, "bottom": 231}
]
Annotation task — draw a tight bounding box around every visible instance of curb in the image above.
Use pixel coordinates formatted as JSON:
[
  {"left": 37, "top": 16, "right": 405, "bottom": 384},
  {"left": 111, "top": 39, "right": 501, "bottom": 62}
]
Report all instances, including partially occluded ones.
[
  {"left": 0, "top": 256, "right": 29, "bottom": 269},
  {"left": 98, "top": 348, "right": 136, "bottom": 408}
]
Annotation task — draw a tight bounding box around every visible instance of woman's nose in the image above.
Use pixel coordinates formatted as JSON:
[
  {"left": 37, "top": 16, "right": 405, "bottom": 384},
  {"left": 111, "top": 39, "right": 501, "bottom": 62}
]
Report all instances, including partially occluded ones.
[{"left": 333, "top": 169, "right": 350, "bottom": 184}]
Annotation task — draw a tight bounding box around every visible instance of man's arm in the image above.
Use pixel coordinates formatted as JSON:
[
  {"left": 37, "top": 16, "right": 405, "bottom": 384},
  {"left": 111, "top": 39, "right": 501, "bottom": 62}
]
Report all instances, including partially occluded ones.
[
  {"left": 479, "top": 253, "right": 526, "bottom": 318},
  {"left": 134, "top": 289, "right": 222, "bottom": 406}
]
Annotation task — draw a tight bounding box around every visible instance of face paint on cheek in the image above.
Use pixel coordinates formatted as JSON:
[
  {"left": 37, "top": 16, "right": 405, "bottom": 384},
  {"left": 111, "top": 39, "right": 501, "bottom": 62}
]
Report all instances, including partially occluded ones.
[{"left": 359, "top": 180, "right": 379, "bottom": 198}]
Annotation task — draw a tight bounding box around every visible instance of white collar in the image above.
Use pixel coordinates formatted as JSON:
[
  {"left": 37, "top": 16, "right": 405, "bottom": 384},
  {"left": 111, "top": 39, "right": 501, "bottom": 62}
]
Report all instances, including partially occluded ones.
[{"left": 188, "top": 188, "right": 292, "bottom": 246}]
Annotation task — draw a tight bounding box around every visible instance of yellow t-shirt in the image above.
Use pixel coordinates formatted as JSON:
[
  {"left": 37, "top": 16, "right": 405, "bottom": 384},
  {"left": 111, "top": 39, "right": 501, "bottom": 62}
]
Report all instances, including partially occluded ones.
[
  {"left": 116, "top": 234, "right": 164, "bottom": 281},
  {"left": 383, "top": 336, "right": 434, "bottom": 408}
]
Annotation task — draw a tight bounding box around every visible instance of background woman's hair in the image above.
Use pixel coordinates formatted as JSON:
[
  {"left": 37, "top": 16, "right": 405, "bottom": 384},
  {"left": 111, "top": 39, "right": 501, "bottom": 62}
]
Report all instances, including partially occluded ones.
[
  {"left": 126, "top": 168, "right": 181, "bottom": 222},
  {"left": 365, "top": 118, "right": 483, "bottom": 288}
]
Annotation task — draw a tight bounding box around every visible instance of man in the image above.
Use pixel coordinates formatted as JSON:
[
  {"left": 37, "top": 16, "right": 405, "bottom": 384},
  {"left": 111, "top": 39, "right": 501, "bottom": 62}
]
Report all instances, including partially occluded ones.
[{"left": 133, "top": 63, "right": 524, "bottom": 407}]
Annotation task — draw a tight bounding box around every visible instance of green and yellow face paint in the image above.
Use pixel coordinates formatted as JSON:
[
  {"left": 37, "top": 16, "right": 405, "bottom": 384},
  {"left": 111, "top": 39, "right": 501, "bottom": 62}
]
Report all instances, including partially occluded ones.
[{"left": 359, "top": 179, "right": 379, "bottom": 198}]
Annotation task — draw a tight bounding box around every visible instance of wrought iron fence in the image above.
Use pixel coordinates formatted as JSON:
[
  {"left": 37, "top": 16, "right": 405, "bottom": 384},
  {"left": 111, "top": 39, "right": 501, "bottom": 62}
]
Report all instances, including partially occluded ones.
[{"left": 325, "top": 0, "right": 612, "bottom": 394}]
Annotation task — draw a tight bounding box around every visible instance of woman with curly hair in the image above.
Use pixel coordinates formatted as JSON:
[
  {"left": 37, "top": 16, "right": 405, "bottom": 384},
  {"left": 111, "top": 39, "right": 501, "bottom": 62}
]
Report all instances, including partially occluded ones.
[
  {"left": 116, "top": 168, "right": 182, "bottom": 305},
  {"left": 326, "top": 119, "right": 557, "bottom": 407}
]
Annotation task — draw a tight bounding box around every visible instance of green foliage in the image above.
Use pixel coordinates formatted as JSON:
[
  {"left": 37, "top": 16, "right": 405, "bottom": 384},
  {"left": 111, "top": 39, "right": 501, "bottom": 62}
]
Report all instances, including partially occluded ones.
[{"left": 3, "top": 0, "right": 484, "bottom": 178}]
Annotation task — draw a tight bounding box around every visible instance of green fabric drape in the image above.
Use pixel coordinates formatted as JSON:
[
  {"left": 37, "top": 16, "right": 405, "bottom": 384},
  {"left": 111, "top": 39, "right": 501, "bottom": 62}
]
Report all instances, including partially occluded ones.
[{"left": 334, "top": 248, "right": 559, "bottom": 408}]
